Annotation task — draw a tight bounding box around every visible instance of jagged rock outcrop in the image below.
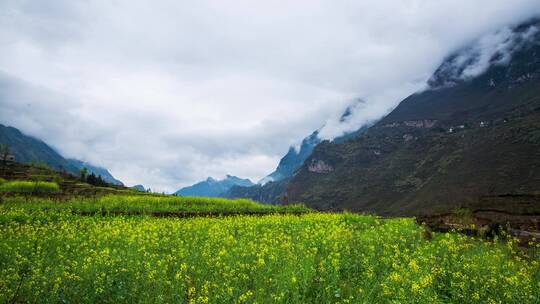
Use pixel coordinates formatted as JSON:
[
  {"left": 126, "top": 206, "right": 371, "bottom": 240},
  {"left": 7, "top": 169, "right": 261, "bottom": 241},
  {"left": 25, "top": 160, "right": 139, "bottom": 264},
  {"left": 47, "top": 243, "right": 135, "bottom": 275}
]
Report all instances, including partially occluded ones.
[{"left": 308, "top": 159, "right": 334, "bottom": 174}]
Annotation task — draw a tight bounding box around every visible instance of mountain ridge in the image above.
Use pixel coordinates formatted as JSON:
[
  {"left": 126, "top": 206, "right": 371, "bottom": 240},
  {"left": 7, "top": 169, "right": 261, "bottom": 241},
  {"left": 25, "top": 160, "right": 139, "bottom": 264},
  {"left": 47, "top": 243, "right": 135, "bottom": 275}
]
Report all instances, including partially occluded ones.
[
  {"left": 174, "top": 175, "right": 254, "bottom": 197},
  {"left": 0, "top": 123, "right": 123, "bottom": 186},
  {"left": 286, "top": 19, "right": 540, "bottom": 215}
]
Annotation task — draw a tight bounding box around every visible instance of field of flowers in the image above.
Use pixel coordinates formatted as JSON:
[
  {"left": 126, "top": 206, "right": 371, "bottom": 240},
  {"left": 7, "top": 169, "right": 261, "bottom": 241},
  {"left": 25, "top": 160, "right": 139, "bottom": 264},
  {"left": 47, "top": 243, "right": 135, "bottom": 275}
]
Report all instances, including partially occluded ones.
[
  {"left": 0, "top": 205, "right": 539, "bottom": 303},
  {"left": 1, "top": 195, "right": 311, "bottom": 216}
]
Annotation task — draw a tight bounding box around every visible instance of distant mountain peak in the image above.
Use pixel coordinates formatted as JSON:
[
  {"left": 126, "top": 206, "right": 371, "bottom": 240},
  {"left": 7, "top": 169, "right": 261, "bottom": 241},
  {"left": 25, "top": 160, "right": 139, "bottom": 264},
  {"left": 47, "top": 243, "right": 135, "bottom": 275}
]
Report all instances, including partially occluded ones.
[
  {"left": 258, "top": 130, "right": 321, "bottom": 185},
  {"left": 175, "top": 175, "right": 254, "bottom": 197},
  {"left": 258, "top": 102, "right": 372, "bottom": 186},
  {"left": 131, "top": 184, "right": 147, "bottom": 192}
]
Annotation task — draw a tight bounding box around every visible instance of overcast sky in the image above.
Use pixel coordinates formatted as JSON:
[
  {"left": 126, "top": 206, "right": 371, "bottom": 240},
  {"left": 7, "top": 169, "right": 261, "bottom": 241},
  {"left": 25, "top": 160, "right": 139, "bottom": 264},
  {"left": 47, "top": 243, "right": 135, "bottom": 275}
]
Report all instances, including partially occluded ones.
[{"left": 1, "top": 1, "right": 540, "bottom": 192}]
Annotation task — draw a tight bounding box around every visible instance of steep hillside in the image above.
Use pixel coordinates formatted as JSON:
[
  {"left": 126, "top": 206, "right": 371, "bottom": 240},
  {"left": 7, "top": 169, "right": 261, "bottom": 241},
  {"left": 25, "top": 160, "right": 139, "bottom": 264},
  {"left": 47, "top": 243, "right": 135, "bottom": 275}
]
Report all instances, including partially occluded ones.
[
  {"left": 0, "top": 161, "right": 131, "bottom": 197},
  {"left": 175, "top": 175, "right": 254, "bottom": 197},
  {"left": 223, "top": 178, "right": 290, "bottom": 204},
  {"left": 0, "top": 124, "right": 79, "bottom": 173},
  {"left": 259, "top": 131, "right": 320, "bottom": 184},
  {"left": 0, "top": 124, "right": 123, "bottom": 185},
  {"left": 259, "top": 100, "right": 371, "bottom": 185},
  {"left": 226, "top": 106, "right": 370, "bottom": 204},
  {"left": 287, "top": 19, "right": 540, "bottom": 216}
]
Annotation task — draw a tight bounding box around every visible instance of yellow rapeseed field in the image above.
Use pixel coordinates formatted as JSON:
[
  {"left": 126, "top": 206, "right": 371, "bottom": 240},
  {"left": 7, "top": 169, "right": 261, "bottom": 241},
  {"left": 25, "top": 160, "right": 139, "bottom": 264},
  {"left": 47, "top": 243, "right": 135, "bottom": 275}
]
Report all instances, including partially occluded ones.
[{"left": 0, "top": 206, "right": 539, "bottom": 303}]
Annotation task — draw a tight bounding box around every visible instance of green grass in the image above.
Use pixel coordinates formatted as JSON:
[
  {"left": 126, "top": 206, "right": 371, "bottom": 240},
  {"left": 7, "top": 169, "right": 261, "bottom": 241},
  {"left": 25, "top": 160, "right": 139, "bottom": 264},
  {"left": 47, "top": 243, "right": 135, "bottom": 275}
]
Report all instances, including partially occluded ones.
[
  {"left": 0, "top": 180, "right": 60, "bottom": 194},
  {"left": 0, "top": 210, "right": 538, "bottom": 303},
  {"left": 0, "top": 178, "right": 6, "bottom": 185},
  {"left": 1, "top": 195, "right": 311, "bottom": 216}
]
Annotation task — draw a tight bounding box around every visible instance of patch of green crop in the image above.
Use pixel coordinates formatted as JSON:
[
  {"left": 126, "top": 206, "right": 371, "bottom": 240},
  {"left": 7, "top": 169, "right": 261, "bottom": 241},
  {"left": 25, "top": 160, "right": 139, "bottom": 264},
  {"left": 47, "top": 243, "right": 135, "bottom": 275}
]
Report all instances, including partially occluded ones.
[
  {"left": 1, "top": 195, "right": 311, "bottom": 216},
  {"left": 0, "top": 180, "right": 60, "bottom": 194}
]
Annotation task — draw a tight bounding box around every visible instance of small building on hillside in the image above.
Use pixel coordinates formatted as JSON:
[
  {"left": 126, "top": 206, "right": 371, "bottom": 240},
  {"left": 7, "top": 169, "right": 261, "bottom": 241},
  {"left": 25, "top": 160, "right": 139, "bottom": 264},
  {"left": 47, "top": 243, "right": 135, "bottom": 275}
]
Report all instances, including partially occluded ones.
[{"left": 0, "top": 154, "right": 15, "bottom": 162}]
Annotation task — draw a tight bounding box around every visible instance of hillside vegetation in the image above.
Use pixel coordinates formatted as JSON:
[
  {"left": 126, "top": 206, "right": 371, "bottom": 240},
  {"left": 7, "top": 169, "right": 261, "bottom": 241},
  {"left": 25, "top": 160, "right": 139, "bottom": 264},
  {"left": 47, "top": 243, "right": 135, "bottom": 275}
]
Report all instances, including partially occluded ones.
[
  {"left": 0, "top": 162, "right": 134, "bottom": 197},
  {"left": 0, "top": 124, "right": 122, "bottom": 185},
  {"left": 288, "top": 19, "right": 540, "bottom": 218}
]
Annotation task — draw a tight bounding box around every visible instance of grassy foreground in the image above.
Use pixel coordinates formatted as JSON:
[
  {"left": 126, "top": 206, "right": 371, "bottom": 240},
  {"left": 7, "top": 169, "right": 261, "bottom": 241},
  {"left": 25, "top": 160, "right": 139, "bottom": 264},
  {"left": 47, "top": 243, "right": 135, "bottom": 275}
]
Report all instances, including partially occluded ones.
[{"left": 0, "top": 207, "right": 539, "bottom": 303}]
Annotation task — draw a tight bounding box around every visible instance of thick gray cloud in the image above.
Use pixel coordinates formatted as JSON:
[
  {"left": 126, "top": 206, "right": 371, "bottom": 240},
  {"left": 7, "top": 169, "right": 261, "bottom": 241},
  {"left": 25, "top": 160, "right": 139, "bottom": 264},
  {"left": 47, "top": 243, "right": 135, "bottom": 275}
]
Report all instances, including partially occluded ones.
[{"left": 1, "top": 0, "right": 539, "bottom": 192}]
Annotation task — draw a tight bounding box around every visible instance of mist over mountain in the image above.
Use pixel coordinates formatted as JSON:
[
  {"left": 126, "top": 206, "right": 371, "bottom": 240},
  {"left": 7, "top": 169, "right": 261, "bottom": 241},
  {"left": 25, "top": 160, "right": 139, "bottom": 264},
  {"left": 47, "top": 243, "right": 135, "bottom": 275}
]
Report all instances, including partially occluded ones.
[
  {"left": 258, "top": 131, "right": 321, "bottom": 185},
  {"left": 287, "top": 18, "right": 540, "bottom": 215},
  {"left": 2, "top": 5, "right": 540, "bottom": 302},
  {"left": 224, "top": 99, "right": 375, "bottom": 203},
  {"left": 2, "top": 1, "right": 539, "bottom": 192}
]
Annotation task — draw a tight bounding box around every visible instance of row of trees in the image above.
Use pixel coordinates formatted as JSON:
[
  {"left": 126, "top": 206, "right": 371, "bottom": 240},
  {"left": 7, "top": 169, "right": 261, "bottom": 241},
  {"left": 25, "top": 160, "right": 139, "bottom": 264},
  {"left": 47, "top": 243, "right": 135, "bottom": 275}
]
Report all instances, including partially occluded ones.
[
  {"left": 0, "top": 144, "right": 12, "bottom": 176},
  {"left": 79, "top": 167, "right": 110, "bottom": 187}
]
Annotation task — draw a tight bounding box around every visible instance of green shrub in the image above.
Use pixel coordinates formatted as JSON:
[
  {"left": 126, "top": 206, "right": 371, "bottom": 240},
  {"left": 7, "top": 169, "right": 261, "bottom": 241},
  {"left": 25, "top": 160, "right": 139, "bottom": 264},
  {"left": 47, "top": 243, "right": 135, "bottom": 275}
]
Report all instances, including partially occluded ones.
[
  {"left": 0, "top": 181, "right": 60, "bottom": 194},
  {"left": 0, "top": 178, "right": 6, "bottom": 185}
]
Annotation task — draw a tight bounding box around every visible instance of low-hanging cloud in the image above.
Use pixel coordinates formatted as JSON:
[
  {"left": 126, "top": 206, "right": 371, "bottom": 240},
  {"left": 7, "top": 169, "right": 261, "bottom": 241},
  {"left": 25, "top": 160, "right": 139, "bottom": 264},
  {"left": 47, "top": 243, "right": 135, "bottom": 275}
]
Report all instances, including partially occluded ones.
[
  {"left": 428, "top": 22, "right": 540, "bottom": 88},
  {"left": 320, "top": 21, "right": 540, "bottom": 140},
  {"left": 1, "top": 1, "right": 539, "bottom": 192}
]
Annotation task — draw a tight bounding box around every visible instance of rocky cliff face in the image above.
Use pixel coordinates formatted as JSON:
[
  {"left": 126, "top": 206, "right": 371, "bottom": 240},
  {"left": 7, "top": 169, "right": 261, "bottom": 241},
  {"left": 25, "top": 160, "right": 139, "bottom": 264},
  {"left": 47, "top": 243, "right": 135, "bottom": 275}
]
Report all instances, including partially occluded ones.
[{"left": 287, "top": 19, "right": 540, "bottom": 216}]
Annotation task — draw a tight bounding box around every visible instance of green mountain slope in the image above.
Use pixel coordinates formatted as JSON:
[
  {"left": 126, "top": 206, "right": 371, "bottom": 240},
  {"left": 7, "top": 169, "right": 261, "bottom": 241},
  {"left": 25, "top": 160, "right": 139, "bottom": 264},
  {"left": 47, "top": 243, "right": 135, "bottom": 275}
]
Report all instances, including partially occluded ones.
[
  {"left": 225, "top": 106, "right": 370, "bottom": 204},
  {"left": 287, "top": 19, "right": 540, "bottom": 216},
  {"left": 0, "top": 124, "right": 123, "bottom": 185},
  {"left": 0, "top": 124, "right": 79, "bottom": 172},
  {"left": 258, "top": 131, "right": 321, "bottom": 184}
]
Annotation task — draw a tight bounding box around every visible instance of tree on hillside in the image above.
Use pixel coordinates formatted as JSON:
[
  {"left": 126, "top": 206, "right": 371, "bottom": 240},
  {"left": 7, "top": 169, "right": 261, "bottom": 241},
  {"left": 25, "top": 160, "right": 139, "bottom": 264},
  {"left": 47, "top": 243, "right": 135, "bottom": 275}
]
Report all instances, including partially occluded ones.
[
  {"left": 85, "top": 172, "right": 109, "bottom": 187},
  {"left": 95, "top": 175, "right": 107, "bottom": 187},
  {"left": 0, "top": 144, "right": 10, "bottom": 160},
  {"left": 0, "top": 144, "right": 10, "bottom": 174},
  {"left": 86, "top": 172, "right": 97, "bottom": 185},
  {"left": 80, "top": 167, "right": 88, "bottom": 182}
]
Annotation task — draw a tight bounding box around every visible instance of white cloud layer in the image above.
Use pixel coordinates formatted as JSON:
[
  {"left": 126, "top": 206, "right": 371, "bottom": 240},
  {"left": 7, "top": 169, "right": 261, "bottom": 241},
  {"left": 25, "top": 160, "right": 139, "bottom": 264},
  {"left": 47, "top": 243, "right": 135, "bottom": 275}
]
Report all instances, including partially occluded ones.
[
  {"left": 428, "top": 23, "right": 539, "bottom": 88},
  {"left": 1, "top": 0, "right": 539, "bottom": 192}
]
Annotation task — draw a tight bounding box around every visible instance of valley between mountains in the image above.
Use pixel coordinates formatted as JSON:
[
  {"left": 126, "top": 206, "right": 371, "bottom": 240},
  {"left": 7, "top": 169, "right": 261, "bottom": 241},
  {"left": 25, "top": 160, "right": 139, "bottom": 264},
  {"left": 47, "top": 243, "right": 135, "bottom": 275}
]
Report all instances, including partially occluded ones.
[{"left": 1, "top": 14, "right": 540, "bottom": 304}]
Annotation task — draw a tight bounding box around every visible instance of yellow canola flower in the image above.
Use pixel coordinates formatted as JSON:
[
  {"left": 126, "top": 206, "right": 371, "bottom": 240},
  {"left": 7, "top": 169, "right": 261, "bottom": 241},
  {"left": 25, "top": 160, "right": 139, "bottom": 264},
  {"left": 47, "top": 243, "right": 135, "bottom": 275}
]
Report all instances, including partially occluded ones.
[{"left": 0, "top": 206, "right": 538, "bottom": 304}]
